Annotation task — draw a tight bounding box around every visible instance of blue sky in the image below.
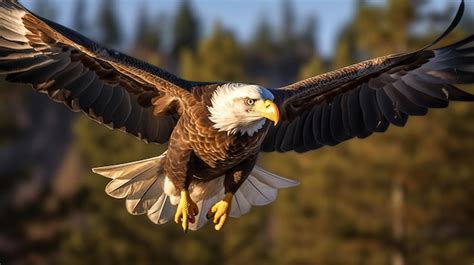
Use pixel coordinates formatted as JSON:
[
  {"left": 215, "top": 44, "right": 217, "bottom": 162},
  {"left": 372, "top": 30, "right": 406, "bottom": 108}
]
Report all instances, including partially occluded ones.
[{"left": 20, "top": 0, "right": 473, "bottom": 57}]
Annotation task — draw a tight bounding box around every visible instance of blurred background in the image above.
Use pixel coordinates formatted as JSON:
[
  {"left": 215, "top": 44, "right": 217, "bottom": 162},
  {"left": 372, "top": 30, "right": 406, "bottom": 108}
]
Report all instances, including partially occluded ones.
[{"left": 1, "top": 0, "right": 474, "bottom": 264}]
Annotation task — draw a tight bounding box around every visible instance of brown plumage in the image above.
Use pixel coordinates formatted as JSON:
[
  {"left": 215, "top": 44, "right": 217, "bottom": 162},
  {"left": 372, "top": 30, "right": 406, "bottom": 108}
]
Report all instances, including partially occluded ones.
[{"left": 0, "top": 0, "right": 473, "bottom": 231}]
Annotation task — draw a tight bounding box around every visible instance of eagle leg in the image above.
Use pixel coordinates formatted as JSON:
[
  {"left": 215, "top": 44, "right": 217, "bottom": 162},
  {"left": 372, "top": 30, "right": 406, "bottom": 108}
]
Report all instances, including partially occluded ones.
[
  {"left": 174, "top": 190, "right": 199, "bottom": 233},
  {"left": 207, "top": 192, "right": 233, "bottom": 231}
]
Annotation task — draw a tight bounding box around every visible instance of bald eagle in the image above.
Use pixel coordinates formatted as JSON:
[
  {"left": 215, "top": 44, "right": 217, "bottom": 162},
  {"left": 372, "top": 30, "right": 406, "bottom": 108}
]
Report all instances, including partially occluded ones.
[{"left": 1, "top": 0, "right": 473, "bottom": 232}]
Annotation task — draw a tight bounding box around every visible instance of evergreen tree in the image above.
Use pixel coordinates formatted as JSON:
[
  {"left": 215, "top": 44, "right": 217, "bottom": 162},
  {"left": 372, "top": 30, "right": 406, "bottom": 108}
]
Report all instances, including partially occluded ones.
[
  {"left": 132, "top": 4, "right": 163, "bottom": 65},
  {"left": 181, "top": 23, "right": 245, "bottom": 82},
  {"left": 172, "top": 0, "right": 199, "bottom": 58},
  {"left": 280, "top": 0, "right": 296, "bottom": 43},
  {"left": 134, "top": 5, "right": 161, "bottom": 53},
  {"left": 98, "top": 0, "right": 121, "bottom": 46},
  {"left": 300, "top": 14, "right": 318, "bottom": 53},
  {"left": 298, "top": 56, "right": 325, "bottom": 80},
  {"left": 251, "top": 15, "right": 275, "bottom": 53},
  {"left": 72, "top": 0, "right": 87, "bottom": 32},
  {"left": 332, "top": 24, "right": 358, "bottom": 69}
]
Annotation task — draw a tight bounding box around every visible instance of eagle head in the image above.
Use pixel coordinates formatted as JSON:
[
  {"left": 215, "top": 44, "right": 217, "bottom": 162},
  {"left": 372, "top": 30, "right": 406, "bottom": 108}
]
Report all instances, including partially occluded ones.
[{"left": 208, "top": 83, "right": 279, "bottom": 136}]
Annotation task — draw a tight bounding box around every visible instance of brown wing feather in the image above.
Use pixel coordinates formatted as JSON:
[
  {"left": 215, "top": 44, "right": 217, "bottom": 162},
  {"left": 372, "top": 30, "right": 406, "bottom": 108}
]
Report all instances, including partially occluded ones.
[
  {"left": 0, "top": 1, "right": 192, "bottom": 144},
  {"left": 262, "top": 1, "right": 474, "bottom": 153}
]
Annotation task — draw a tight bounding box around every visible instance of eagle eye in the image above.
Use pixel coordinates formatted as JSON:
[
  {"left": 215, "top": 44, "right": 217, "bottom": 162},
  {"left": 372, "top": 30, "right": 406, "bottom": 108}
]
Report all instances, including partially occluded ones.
[{"left": 245, "top": 98, "right": 256, "bottom": 106}]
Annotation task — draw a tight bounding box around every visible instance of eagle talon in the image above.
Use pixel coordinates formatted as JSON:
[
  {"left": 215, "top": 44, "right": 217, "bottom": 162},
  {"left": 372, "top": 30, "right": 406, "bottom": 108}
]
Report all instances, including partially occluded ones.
[
  {"left": 174, "top": 190, "right": 199, "bottom": 232},
  {"left": 208, "top": 192, "right": 233, "bottom": 231}
]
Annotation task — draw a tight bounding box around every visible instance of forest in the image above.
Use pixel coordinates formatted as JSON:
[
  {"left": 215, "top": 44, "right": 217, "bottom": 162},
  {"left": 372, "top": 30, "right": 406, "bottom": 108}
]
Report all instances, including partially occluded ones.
[{"left": 0, "top": 0, "right": 473, "bottom": 264}]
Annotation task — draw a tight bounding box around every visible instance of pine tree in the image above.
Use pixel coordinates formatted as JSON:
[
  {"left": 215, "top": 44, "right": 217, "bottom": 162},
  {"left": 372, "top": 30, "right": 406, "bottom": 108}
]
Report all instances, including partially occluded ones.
[
  {"left": 98, "top": 0, "right": 121, "bottom": 46},
  {"left": 132, "top": 4, "right": 163, "bottom": 65},
  {"left": 251, "top": 15, "right": 275, "bottom": 54},
  {"left": 180, "top": 22, "right": 245, "bottom": 82},
  {"left": 172, "top": 0, "right": 199, "bottom": 58},
  {"left": 134, "top": 5, "right": 161, "bottom": 53},
  {"left": 280, "top": 0, "right": 296, "bottom": 43},
  {"left": 301, "top": 14, "right": 318, "bottom": 53},
  {"left": 72, "top": 0, "right": 87, "bottom": 32}
]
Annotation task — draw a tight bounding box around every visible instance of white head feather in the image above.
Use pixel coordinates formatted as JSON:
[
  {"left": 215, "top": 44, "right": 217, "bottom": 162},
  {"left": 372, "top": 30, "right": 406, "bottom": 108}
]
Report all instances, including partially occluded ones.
[{"left": 208, "top": 83, "right": 275, "bottom": 136}]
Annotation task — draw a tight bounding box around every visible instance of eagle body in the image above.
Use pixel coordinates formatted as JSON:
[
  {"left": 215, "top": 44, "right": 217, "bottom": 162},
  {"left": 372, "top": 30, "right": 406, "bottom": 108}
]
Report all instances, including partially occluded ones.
[
  {"left": 163, "top": 83, "right": 272, "bottom": 189},
  {"left": 1, "top": 0, "right": 474, "bottom": 231}
]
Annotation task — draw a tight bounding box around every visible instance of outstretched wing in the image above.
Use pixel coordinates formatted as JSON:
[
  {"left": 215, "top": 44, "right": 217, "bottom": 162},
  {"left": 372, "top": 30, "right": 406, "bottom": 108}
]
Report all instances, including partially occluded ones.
[
  {"left": 262, "top": 0, "right": 474, "bottom": 153},
  {"left": 0, "top": 1, "right": 193, "bottom": 144}
]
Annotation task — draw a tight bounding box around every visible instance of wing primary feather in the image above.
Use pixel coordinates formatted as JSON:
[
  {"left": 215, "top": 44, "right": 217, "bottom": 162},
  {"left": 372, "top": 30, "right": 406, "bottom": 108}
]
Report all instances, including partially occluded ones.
[
  {"left": 123, "top": 100, "right": 145, "bottom": 137},
  {"left": 392, "top": 79, "right": 448, "bottom": 108},
  {"left": 292, "top": 113, "right": 308, "bottom": 153},
  {"left": 0, "top": 55, "right": 50, "bottom": 74},
  {"left": 320, "top": 103, "right": 337, "bottom": 146},
  {"left": 330, "top": 94, "right": 351, "bottom": 142},
  {"left": 340, "top": 93, "right": 353, "bottom": 136},
  {"left": 312, "top": 105, "right": 324, "bottom": 145},
  {"left": 383, "top": 84, "right": 428, "bottom": 116},
  {"left": 376, "top": 88, "right": 408, "bottom": 127},
  {"left": 347, "top": 87, "right": 368, "bottom": 137},
  {"left": 109, "top": 90, "right": 132, "bottom": 128},
  {"left": 78, "top": 76, "right": 103, "bottom": 111},
  {"left": 102, "top": 87, "right": 125, "bottom": 125},
  {"left": 302, "top": 108, "right": 318, "bottom": 149},
  {"left": 273, "top": 122, "right": 289, "bottom": 152},
  {"left": 5, "top": 55, "right": 70, "bottom": 84},
  {"left": 443, "top": 84, "right": 474, "bottom": 101},
  {"left": 422, "top": 0, "right": 464, "bottom": 50},
  {"left": 66, "top": 70, "right": 96, "bottom": 98},
  {"left": 404, "top": 74, "right": 451, "bottom": 100},
  {"left": 90, "top": 84, "right": 114, "bottom": 117},
  {"left": 359, "top": 84, "right": 381, "bottom": 132},
  {"left": 280, "top": 120, "right": 297, "bottom": 152}
]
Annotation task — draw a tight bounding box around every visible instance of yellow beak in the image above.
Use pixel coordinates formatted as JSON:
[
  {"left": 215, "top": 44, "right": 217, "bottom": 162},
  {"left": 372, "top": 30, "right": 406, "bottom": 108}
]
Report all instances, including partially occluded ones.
[{"left": 255, "top": 99, "right": 280, "bottom": 126}]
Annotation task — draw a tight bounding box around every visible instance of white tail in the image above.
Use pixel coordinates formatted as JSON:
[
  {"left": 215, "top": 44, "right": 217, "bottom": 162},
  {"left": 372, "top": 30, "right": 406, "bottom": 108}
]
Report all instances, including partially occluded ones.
[{"left": 92, "top": 151, "right": 299, "bottom": 231}]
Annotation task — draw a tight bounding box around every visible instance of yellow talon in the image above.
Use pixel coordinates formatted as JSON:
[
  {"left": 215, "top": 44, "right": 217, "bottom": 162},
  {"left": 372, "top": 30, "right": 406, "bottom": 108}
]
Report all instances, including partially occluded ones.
[
  {"left": 207, "top": 192, "right": 233, "bottom": 231},
  {"left": 174, "top": 190, "right": 199, "bottom": 232}
]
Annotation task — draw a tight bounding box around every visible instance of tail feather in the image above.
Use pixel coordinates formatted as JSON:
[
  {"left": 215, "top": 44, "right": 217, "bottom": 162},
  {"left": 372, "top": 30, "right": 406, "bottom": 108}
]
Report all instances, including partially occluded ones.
[
  {"left": 240, "top": 177, "right": 277, "bottom": 206},
  {"left": 228, "top": 166, "right": 300, "bottom": 218},
  {"left": 125, "top": 177, "right": 164, "bottom": 215},
  {"left": 230, "top": 191, "right": 252, "bottom": 218},
  {"left": 105, "top": 165, "right": 159, "bottom": 199},
  {"left": 251, "top": 166, "right": 300, "bottom": 189},
  {"left": 92, "top": 153, "right": 299, "bottom": 231},
  {"left": 92, "top": 153, "right": 166, "bottom": 179},
  {"left": 92, "top": 153, "right": 168, "bottom": 216},
  {"left": 147, "top": 194, "right": 176, "bottom": 225}
]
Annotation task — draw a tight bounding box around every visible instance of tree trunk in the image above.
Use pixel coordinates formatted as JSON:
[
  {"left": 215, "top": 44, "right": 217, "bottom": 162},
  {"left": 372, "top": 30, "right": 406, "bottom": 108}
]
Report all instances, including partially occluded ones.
[{"left": 392, "top": 174, "right": 405, "bottom": 265}]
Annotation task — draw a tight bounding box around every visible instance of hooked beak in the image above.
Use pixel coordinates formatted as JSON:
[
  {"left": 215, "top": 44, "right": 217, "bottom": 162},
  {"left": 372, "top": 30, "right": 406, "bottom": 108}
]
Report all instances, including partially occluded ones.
[{"left": 255, "top": 99, "right": 280, "bottom": 126}]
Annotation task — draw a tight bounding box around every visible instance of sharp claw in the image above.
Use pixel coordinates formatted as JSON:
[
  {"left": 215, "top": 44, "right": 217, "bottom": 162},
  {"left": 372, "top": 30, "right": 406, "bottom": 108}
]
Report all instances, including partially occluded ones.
[
  {"left": 209, "top": 192, "right": 233, "bottom": 231},
  {"left": 206, "top": 212, "right": 214, "bottom": 220},
  {"left": 175, "top": 190, "right": 198, "bottom": 233}
]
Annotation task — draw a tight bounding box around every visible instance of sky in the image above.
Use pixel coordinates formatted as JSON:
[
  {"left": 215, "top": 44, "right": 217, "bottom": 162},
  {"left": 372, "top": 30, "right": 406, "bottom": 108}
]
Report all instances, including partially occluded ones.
[{"left": 20, "top": 0, "right": 473, "bottom": 58}]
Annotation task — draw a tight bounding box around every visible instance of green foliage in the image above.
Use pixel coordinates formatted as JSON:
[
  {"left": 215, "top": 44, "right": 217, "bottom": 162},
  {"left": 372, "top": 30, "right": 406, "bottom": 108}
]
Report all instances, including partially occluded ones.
[
  {"left": 251, "top": 16, "right": 275, "bottom": 54},
  {"left": 172, "top": 0, "right": 199, "bottom": 58},
  {"left": 301, "top": 14, "right": 318, "bottom": 52},
  {"left": 333, "top": 24, "right": 358, "bottom": 69},
  {"left": 134, "top": 5, "right": 162, "bottom": 54},
  {"left": 298, "top": 56, "right": 325, "bottom": 80},
  {"left": 180, "top": 23, "right": 245, "bottom": 82},
  {"left": 131, "top": 4, "right": 163, "bottom": 65}
]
